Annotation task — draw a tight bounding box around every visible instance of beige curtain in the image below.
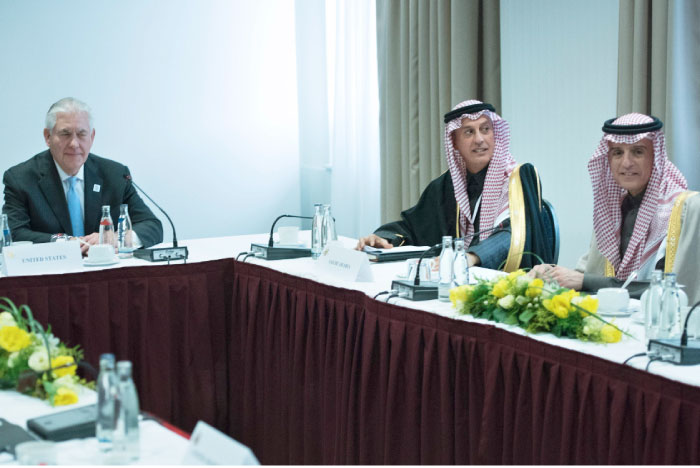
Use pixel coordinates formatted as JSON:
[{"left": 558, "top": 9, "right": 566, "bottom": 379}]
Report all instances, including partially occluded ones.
[
  {"left": 616, "top": 0, "right": 674, "bottom": 152},
  {"left": 376, "top": 0, "right": 501, "bottom": 223}
]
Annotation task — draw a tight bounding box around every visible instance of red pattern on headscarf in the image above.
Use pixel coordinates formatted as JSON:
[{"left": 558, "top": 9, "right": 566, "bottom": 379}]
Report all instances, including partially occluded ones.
[
  {"left": 589, "top": 113, "right": 687, "bottom": 280},
  {"left": 444, "top": 100, "right": 517, "bottom": 246}
]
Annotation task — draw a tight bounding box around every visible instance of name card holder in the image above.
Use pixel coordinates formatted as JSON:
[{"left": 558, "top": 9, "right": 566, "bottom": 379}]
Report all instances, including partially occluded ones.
[
  {"left": 2, "top": 241, "right": 83, "bottom": 277},
  {"left": 182, "top": 421, "right": 259, "bottom": 465},
  {"left": 315, "top": 242, "right": 374, "bottom": 282}
]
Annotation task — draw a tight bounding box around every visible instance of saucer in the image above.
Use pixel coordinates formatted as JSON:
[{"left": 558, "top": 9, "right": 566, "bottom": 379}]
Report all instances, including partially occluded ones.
[
  {"left": 84, "top": 258, "right": 119, "bottom": 267},
  {"left": 630, "top": 310, "right": 644, "bottom": 324},
  {"left": 598, "top": 306, "right": 634, "bottom": 317}
]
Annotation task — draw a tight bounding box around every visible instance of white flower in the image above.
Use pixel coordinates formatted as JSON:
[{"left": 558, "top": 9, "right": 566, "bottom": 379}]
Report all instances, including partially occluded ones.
[
  {"left": 515, "top": 275, "right": 530, "bottom": 289},
  {"left": 43, "top": 333, "right": 60, "bottom": 352},
  {"left": 516, "top": 295, "right": 529, "bottom": 306},
  {"left": 0, "top": 311, "right": 16, "bottom": 330},
  {"left": 53, "top": 375, "right": 80, "bottom": 393},
  {"left": 7, "top": 352, "right": 20, "bottom": 368},
  {"left": 582, "top": 316, "right": 603, "bottom": 335},
  {"left": 28, "top": 348, "right": 50, "bottom": 372},
  {"left": 498, "top": 295, "right": 515, "bottom": 309}
]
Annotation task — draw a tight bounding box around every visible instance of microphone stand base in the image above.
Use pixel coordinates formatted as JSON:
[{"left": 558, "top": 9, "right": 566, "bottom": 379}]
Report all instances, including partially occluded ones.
[
  {"left": 648, "top": 338, "right": 700, "bottom": 365},
  {"left": 133, "top": 246, "right": 189, "bottom": 262},
  {"left": 250, "top": 243, "right": 311, "bottom": 260},
  {"left": 391, "top": 279, "right": 438, "bottom": 301}
]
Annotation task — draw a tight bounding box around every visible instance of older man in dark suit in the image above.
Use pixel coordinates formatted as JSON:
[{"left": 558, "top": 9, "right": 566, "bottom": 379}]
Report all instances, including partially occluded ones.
[{"left": 2, "top": 97, "right": 162, "bottom": 254}]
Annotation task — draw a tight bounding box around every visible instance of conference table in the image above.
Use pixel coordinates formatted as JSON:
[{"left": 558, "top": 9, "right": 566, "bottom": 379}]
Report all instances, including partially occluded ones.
[{"left": 1, "top": 234, "right": 699, "bottom": 464}]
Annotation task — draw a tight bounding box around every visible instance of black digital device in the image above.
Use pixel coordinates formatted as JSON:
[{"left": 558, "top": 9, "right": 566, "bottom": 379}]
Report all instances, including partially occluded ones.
[{"left": 26, "top": 404, "right": 97, "bottom": 442}]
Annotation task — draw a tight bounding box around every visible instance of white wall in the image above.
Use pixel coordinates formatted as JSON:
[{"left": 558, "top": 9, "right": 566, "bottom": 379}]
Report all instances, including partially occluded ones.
[
  {"left": 501, "top": 0, "right": 619, "bottom": 268},
  {"left": 0, "top": 0, "right": 300, "bottom": 241}
]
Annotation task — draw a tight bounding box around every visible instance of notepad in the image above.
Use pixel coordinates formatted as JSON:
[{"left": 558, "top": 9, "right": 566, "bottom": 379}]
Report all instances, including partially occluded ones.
[{"left": 362, "top": 245, "right": 430, "bottom": 262}]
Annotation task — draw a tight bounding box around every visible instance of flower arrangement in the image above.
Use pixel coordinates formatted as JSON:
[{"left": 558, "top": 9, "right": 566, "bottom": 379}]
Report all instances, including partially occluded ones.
[
  {"left": 0, "top": 297, "right": 92, "bottom": 405},
  {"left": 449, "top": 270, "right": 625, "bottom": 343}
]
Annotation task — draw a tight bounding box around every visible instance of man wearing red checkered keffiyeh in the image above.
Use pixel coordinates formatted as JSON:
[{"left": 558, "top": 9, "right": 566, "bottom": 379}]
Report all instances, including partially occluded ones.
[
  {"left": 356, "top": 100, "right": 554, "bottom": 270},
  {"left": 533, "top": 113, "right": 700, "bottom": 301}
]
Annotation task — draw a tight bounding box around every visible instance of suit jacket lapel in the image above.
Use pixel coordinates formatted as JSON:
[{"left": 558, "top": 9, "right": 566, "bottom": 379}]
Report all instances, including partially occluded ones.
[
  {"left": 37, "top": 152, "right": 72, "bottom": 234},
  {"left": 83, "top": 156, "right": 103, "bottom": 235}
]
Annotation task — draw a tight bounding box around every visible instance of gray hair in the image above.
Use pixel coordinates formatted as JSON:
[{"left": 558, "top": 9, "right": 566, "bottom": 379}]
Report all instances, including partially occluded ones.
[{"left": 45, "top": 97, "right": 94, "bottom": 133}]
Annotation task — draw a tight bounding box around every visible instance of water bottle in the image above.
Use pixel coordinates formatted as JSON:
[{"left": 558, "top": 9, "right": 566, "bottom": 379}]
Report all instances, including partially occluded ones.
[
  {"left": 321, "top": 204, "right": 337, "bottom": 247},
  {"left": 642, "top": 270, "right": 663, "bottom": 341},
  {"left": 438, "top": 236, "right": 454, "bottom": 302},
  {"left": 311, "top": 204, "right": 323, "bottom": 259},
  {"left": 1, "top": 214, "right": 12, "bottom": 247},
  {"left": 113, "top": 361, "right": 140, "bottom": 462},
  {"left": 117, "top": 204, "right": 134, "bottom": 258},
  {"left": 96, "top": 353, "right": 117, "bottom": 452},
  {"left": 98, "top": 206, "right": 116, "bottom": 248},
  {"left": 659, "top": 273, "right": 682, "bottom": 339},
  {"left": 452, "top": 238, "right": 469, "bottom": 286}
]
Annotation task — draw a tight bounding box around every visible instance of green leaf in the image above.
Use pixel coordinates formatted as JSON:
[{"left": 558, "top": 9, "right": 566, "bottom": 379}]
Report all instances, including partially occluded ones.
[
  {"left": 504, "top": 314, "right": 519, "bottom": 325},
  {"left": 493, "top": 308, "right": 508, "bottom": 322},
  {"left": 519, "top": 309, "right": 535, "bottom": 324}
]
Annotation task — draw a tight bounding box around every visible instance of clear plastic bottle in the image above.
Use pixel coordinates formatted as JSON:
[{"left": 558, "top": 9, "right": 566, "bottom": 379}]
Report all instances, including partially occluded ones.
[
  {"left": 452, "top": 238, "right": 469, "bottom": 286},
  {"left": 98, "top": 205, "right": 116, "bottom": 248},
  {"left": 438, "top": 236, "right": 454, "bottom": 302},
  {"left": 321, "top": 204, "right": 338, "bottom": 247},
  {"left": 311, "top": 204, "right": 323, "bottom": 259},
  {"left": 643, "top": 270, "right": 663, "bottom": 341},
  {"left": 659, "top": 272, "right": 682, "bottom": 339},
  {"left": 117, "top": 204, "right": 134, "bottom": 258},
  {"left": 96, "top": 353, "right": 117, "bottom": 452},
  {"left": 1, "top": 214, "right": 12, "bottom": 247},
  {"left": 113, "top": 361, "right": 140, "bottom": 462}
]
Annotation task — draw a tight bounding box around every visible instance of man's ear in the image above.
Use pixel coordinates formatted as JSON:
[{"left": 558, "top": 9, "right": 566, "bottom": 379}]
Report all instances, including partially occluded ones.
[{"left": 43, "top": 128, "right": 50, "bottom": 146}]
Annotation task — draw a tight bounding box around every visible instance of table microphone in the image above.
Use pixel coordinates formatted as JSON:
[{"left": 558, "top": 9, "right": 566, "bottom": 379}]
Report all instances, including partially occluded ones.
[
  {"left": 124, "top": 175, "right": 189, "bottom": 262},
  {"left": 250, "top": 214, "right": 313, "bottom": 260},
  {"left": 647, "top": 300, "right": 700, "bottom": 365},
  {"left": 389, "top": 224, "right": 507, "bottom": 301}
]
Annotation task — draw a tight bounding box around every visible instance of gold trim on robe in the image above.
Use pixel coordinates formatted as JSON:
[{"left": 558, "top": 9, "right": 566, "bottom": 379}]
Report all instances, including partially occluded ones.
[
  {"left": 665, "top": 191, "right": 698, "bottom": 273},
  {"left": 503, "top": 164, "right": 526, "bottom": 272}
]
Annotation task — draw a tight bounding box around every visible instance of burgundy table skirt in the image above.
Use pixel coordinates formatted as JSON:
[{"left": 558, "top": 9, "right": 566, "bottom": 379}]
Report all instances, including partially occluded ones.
[{"left": 2, "top": 259, "right": 699, "bottom": 464}]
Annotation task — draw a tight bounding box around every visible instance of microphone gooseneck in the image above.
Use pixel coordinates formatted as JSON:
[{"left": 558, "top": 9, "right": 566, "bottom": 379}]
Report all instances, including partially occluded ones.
[
  {"left": 124, "top": 174, "right": 179, "bottom": 248},
  {"left": 680, "top": 300, "right": 700, "bottom": 346},
  {"left": 268, "top": 214, "right": 313, "bottom": 247},
  {"left": 414, "top": 244, "right": 442, "bottom": 286},
  {"left": 412, "top": 223, "right": 508, "bottom": 286}
]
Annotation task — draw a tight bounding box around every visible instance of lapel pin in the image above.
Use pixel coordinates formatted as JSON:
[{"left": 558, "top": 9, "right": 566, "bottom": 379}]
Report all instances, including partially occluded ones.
[{"left": 93, "top": 184, "right": 101, "bottom": 193}]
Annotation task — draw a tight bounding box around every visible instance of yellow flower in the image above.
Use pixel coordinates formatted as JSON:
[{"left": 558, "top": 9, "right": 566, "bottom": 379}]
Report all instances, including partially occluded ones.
[
  {"left": 526, "top": 278, "right": 544, "bottom": 298},
  {"left": 600, "top": 324, "right": 622, "bottom": 343},
  {"left": 51, "top": 355, "right": 77, "bottom": 378},
  {"left": 450, "top": 285, "right": 473, "bottom": 307},
  {"left": 543, "top": 294, "right": 570, "bottom": 318},
  {"left": 53, "top": 387, "right": 79, "bottom": 406},
  {"left": 507, "top": 270, "right": 526, "bottom": 281},
  {"left": 492, "top": 279, "right": 509, "bottom": 298},
  {"left": 575, "top": 295, "right": 598, "bottom": 317},
  {"left": 0, "top": 325, "right": 32, "bottom": 352}
]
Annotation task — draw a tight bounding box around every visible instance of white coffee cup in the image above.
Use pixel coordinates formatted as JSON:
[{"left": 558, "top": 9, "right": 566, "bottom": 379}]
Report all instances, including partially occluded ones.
[
  {"left": 88, "top": 244, "right": 115, "bottom": 263},
  {"left": 597, "top": 287, "right": 630, "bottom": 314},
  {"left": 278, "top": 226, "right": 300, "bottom": 245}
]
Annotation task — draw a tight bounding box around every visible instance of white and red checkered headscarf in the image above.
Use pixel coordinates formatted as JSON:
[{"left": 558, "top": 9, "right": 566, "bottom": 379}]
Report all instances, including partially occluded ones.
[
  {"left": 589, "top": 113, "right": 687, "bottom": 280},
  {"left": 444, "top": 100, "right": 517, "bottom": 246}
]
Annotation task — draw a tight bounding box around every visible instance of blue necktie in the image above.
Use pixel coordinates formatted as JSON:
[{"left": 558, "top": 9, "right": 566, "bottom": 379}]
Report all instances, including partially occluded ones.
[{"left": 67, "top": 177, "right": 84, "bottom": 237}]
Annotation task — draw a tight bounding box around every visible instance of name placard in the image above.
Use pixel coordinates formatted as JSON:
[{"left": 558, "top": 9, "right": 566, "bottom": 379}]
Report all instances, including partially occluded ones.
[
  {"left": 2, "top": 241, "right": 83, "bottom": 277},
  {"left": 182, "top": 421, "right": 259, "bottom": 465},
  {"left": 316, "top": 242, "right": 373, "bottom": 282}
]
